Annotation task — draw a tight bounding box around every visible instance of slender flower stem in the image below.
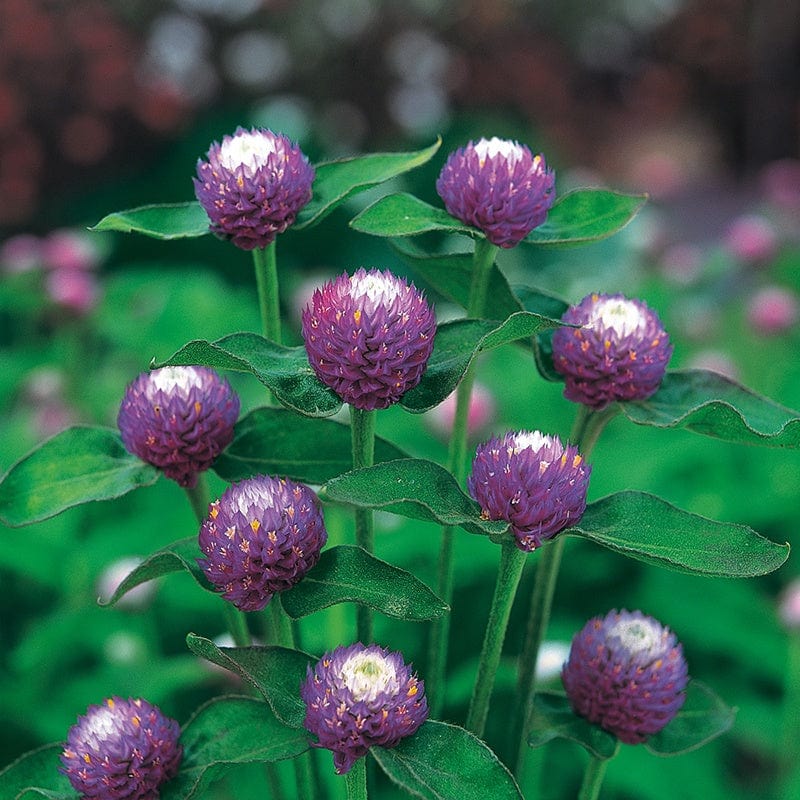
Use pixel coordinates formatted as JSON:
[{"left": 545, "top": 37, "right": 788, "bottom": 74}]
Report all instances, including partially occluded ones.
[
  {"left": 350, "top": 405, "right": 376, "bottom": 644},
  {"left": 514, "top": 403, "right": 619, "bottom": 779},
  {"left": 344, "top": 758, "right": 368, "bottom": 800},
  {"left": 579, "top": 754, "right": 611, "bottom": 800},
  {"left": 252, "top": 241, "right": 281, "bottom": 344},
  {"left": 184, "top": 473, "right": 211, "bottom": 526},
  {"left": 465, "top": 538, "right": 528, "bottom": 738},
  {"left": 427, "top": 236, "right": 498, "bottom": 716}
]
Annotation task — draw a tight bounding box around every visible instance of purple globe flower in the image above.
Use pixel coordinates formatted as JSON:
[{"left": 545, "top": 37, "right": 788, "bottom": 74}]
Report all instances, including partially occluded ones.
[
  {"left": 301, "top": 643, "right": 428, "bottom": 774},
  {"left": 301, "top": 268, "right": 436, "bottom": 411},
  {"left": 562, "top": 609, "right": 689, "bottom": 744},
  {"left": 436, "top": 137, "right": 556, "bottom": 248},
  {"left": 198, "top": 475, "right": 327, "bottom": 612},
  {"left": 551, "top": 293, "right": 673, "bottom": 410},
  {"left": 468, "top": 430, "right": 591, "bottom": 552},
  {"left": 193, "top": 127, "right": 315, "bottom": 250},
  {"left": 118, "top": 366, "right": 239, "bottom": 488},
  {"left": 60, "top": 696, "right": 182, "bottom": 799}
]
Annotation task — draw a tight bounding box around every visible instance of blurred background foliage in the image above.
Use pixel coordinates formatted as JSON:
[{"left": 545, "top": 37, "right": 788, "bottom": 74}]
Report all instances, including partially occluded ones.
[{"left": 1, "top": 1, "right": 799, "bottom": 798}]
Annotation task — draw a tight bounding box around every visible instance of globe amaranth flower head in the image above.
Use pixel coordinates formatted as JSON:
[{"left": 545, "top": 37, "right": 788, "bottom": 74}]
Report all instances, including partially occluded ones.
[
  {"left": 60, "top": 696, "right": 182, "bottom": 799},
  {"left": 301, "top": 643, "right": 428, "bottom": 774},
  {"left": 562, "top": 609, "right": 689, "bottom": 744},
  {"left": 118, "top": 365, "right": 239, "bottom": 488},
  {"left": 301, "top": 268, "right": 436, "bottom": 410},
  {"left": 436, "top": 137, "right": 556, "bottom": 248},
  {"left": 468, "top": 430, "right": 591, "bottom": 552},
  {"left": 551, "top": 292, "right": 673, "bottom": 410},
  {"left": 193, "top": 126, "right": 314, "bottom": 250},
  {"left": 198, "top": 475, "right": 327, "bottom": 612}
]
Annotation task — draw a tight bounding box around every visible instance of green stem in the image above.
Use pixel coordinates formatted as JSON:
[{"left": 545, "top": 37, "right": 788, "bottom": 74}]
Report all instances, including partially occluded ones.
[
  {"left": 350, "top": 406, "right": 376, "bottom": 644},
  {"left": 221, "top": 600, "right": 251, "bottom": 647},
  {"left": 465, "top": 538, "right": 528, "bottom": 738},
  {"left": 578, "top": 754, "right": 610, "bottom": 800},
  {"left": 252, "top": 241, "right": 282, "bottom": 344},
  {"left": 344, "top": 757, "right": 368, "bottom": 800},
  {"left": 184, "top": 473, "right": 211, "bottom": 525},
  {"left": 427, "top": 237, "right": 498, "bottom": 717},
  {"left": 267, "top": 594, "right": 295, "bottom": 649}
]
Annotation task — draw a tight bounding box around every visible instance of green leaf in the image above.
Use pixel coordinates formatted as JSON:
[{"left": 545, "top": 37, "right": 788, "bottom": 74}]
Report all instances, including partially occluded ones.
[
  {"left": 0, "top": 426, "right": 159, "bottom": 527},
  {"left": 320, "top": 459, "right": 507, "bottom": 537},
  {"left": 350, "top": 193, "right": 476, "bottom": 239},
  {"left": 281, "top": 545, "right": 448, "bottom": 620},
  {"left": 295, "top": 139, "right": 441, "bottom": 229},
  {"left": 91, "top": 202, "right": 211, "bottom": 240},
  {"left": 0, "top": 743, "right": 75, "bottom": 800},
  {"left": 527, "top": 692, "right": 620, "bottom": 760},
  {"left": 185, "top": 635, "right": 311, "bottom": 729},
  {"left": 154, "top": 333, "right": 342, "bottom": 417},
  {"left": 644, "top": 682, "right": 736, "bottom": 756},
  {"left": 512, "top": 285, "right": 570, "bottom": 381},
  {"left": 372, "top": 720, "right": 523, "bottom": 800},
  {"left": 162, "top": 695, "right": 309, "bottom": 800},
  {"left": 100, "top": 537, "right": 212, "bottom": 607},
  {"left": 523, "top": 189, "right": 647, "bottom": 245},
  {"left": 622, "top": 369, "right": 800, "bottom": 448},
  {"left": 213, "top": 407, "right": 408, "bottom": 484},
  {"left": 569, "top": 491, "right": 789, "bottom": 577}
]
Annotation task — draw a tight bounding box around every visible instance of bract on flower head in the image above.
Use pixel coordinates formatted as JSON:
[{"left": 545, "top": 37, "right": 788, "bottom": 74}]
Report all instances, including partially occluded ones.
[
  {"left": 301, "top": 642, "right": 428, "bottom": 774},
  {"left": 193, "top": 126, "right": 314, "bottom": 250},
  {"left": 301, "top": 268, "right": 436, "bottom": 410},
  {"left": 562, "top": 609, "right": 689, "bottom": 744},
  {"left": 60, "top": 696, "right": 182, "bottom": 799},
  {"left": 198, "top": 475, "right": 327, "bottom": 612},
  {"left": 551, "top": 292, "right": 673, "bottom": 410},
  {"left": 117, "top": 365, "right": 239, "bottom": 488},
  {"left": 436, "top": 136, "right": 556, "bottom": 248},
  {"left": 467, "top": 430, "right": 591, "bottom": 552}
]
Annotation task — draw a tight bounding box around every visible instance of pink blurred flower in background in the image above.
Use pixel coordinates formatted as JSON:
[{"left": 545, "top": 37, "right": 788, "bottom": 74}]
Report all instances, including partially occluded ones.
[
  {"left": 746, "top": 286, "right": 799, "bottom": 336},
  {"left": 723, "top": 214, "right": 779, "bottom": 265}
]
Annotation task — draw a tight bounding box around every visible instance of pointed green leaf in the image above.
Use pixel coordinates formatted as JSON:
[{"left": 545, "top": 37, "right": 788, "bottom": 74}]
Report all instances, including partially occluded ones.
[
  {"left": 281, "top": 545, "right": 448, "bottom": 620},
  {"left": 295, "top": 139, "right": 441, "bottom": 229},
  {"left": 320, "top": 459, "right": 507, "bottom": 537},
  {"left": 622, "top": 369, "right": 800, "bottom": 447},
  {"left": 162, "top": 695, "right": 309, "bottom": 799},
  {"left": 154, "top": 333, "right": 342, "bottom": 417},
  {"left": 213, "top": 407, "right": 408, "bottom": 483},
  {"left": 644, "top": 682, "right": 735, "bottom": 756},
  {"left": 569, "top": 491, "right": 789, "bottom": 577},
  {"left": 0, "top": 426, "right": 158, "bottom": 527},
  {"left": 372, "top": 720, "right": 523, "bottom": 800},
  {"left": 527, "top": 692, "right": 620, "bottom": 760},
  {"left": 513, "top": 285, "right": 570, "bottom": 381},
  {"left": 350, "top": 193, "right": 475, "bottom": 238},
  {"left": 0, "top": 743, "right": 75, "bottom": 800},
  {"left": 523, "top": 189, "right": 647, "bottom": 244},
  {"left": 100, "top": 537, "right": 211, "bottom": 607},
  {"left": 91, "top": 202, "right": 210, "bottom": 240},
  {"left": 185, "top": 635, "right": 311, "bottom": 728}
]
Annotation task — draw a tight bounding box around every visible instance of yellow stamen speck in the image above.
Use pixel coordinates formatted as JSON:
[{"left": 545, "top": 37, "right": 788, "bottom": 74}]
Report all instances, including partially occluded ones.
[{"left": 250, "top": 519, "right": 260, "bottom": 533}]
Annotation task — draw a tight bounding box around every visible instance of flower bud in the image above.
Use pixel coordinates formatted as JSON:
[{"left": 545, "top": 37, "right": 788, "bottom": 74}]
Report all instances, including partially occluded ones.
[
  {"left": 194, "top": 126, "right": 314, "bottom": 250},
  {"left": 562, "top": 609, "right": 689, "bottom": 744},
  {"left": 301, "top": 268, "right": 436, "bottom": 410},
  {"left": 551, "top": 292, "right": 672, "bottom": 410},
  {"left": 467, "top": 430, "right": 590, "bottom": 552},
  {"left": 117, "top": 366, "right": 239, "bottom": 488},
  {"left": 436, "top": 137, "right": 555, "bottom": 248},
  {"left": 301, "top": 643, "right": 428, "bottom": 774},
  {"left": 60, "top": 697, "right": 182, "bottom": 799},
  {"left": 198, "top": 475, "right": 327, "bottom": 611}
]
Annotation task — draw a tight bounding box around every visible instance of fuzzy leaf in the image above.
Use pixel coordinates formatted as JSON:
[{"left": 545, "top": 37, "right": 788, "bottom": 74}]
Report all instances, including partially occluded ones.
[
  {"left": 0, "top": 743, "right": 75, "bottom": 800},
  {"left": 281, "top": 545, "right": 448, "bottom": 620},
  {"left": 0, "top": 426, "right": 158, "bottom": 527},
  {"left": 372, "top": 720, "right": 523, "bottom": 800},
  {"left": 350, "top": 193, "right": 476, "bottom": 238},
  {"left": 91, "top": 202, "right": 210, "bottom": 240}
]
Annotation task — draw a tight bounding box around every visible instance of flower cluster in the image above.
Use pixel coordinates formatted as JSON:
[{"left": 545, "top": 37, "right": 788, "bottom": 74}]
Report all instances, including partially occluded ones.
[
  {"left": 551, "top": 292, "right": 673, "bottom": 409},
  {"left": 117, "top": 365, "right": 239, "bottom": 488},
  {"left": 301, "top": 643, "right": 428, "bottom": 774},
  {"left": 436, "top": 137, "right": 556, "bottom": 248},
  {"left": 194, "top": 127, "right": 315, "bottom": 250},
  {"left": 60, "top": 697, "right": 182, "bottom": 799},
  {"left": 302, "top": 268, "right": 436, "bottom": 410},
  {"left": 198, "top": 475, "right": 327, "bottom": 611},
  {"left": 562, "top": 609, "right": 689, "bottom": 744},
  {"left": 468, "top": 430, "right": 591, "bottom": 551}
]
